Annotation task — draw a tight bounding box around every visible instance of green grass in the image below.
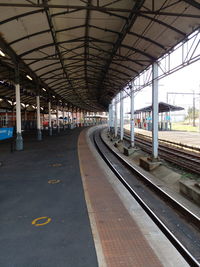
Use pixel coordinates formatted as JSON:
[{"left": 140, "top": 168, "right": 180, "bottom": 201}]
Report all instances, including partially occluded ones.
[{"left": 171, "top": 122, "right": 198, "bottom": 132}]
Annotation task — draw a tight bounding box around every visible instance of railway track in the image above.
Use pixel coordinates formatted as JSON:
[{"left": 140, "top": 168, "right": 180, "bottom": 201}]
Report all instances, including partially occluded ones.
[
  {"left": 93, "top": 128, "right": 200, "bottom": 267},
  {"left": 122, "top": 130, "right": 200, "bottom": 175}
]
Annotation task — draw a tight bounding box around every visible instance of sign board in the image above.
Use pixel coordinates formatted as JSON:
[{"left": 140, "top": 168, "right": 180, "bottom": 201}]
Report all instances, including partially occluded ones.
[{"left": 0, "top": 127, "right": 14, "bottom": 141}]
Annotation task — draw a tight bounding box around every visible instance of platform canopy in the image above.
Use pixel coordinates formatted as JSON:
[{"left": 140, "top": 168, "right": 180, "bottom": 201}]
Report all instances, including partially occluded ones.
[
  {"left": 134, "top": 101, "right": 184, "bottom": 114},
  {"left": 0, "top": 0, "right": 199, "bottom": 111}
]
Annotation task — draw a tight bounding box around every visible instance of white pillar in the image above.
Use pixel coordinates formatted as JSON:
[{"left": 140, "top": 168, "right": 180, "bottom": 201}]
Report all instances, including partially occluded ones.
[
  {"left": 62, "top": 107, "right": 65, "bottom": 130},
  {"left": 15, "top": 82, "right": 23, "bottom": 150},
  {"left": 48, "top": 101, "right": 52, "bottom": 136},
  {"left": 5, "top": 111, "right": 8, "bottom": 126},
  {"left": 36, "top": 95, "right": 42, "bottom": 140},
  {"left": 111, "top": 103, "right": 114, "bottom": 131},
  {"left": 16, "top": 84, "right": 21, "bottom": 134},
  {"left": 152, "top": 62, "right": 159, "bottom": 159},
  {"left": 120, "top": 91, "right": 124, "bottom": 141},
  {"left": 79, "top": 110, "right": 81, "bottom": 126},
  {"left": 114, "top": 97, "right": 118, "bottom": 138},
  {"left": 130, "top": 84, "right": 135, "bottom": 147},
  {"left": 71, "top": 109, "right": 74, "bottom": 128},
  {"left": 56, "top": 106, "right": 60, "bottom": 133},
  {"left": 108, "top": 104, "right": 112, "bottom": 131},
  {"left": 24, "top": 108, "right": 27, "bottom": 130},
  {"left": 68, "top": 111, "right": 70, "bottom": 128},
  {"left": 76, "top": 109, "right": 78, "bottom": 127},
  {"left": 81, "top": 110, "right": 84, "bottom": 126},
  {"left": 83, "top": 111, "right": 85, "bottom": 126}
]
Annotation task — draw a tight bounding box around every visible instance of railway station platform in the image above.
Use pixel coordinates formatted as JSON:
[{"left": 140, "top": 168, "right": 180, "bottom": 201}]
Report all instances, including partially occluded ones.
[
  {"left": 124, "top": 125, "right": 200, "bottom": 148},
  {"left": 0, "top": 127, "right": 189, "bottom": 266}
]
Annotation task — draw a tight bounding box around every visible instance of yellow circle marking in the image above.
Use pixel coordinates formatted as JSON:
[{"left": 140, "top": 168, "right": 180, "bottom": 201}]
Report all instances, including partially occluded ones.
[
  {"left": 48, "top": 179, "right": 61, "bottom": 184},
  {"left": 32, "top": 217, "right": 51, "bottom": 227},
  {"left": 51, "top": 163, "right": 62, "bottom": 167}
]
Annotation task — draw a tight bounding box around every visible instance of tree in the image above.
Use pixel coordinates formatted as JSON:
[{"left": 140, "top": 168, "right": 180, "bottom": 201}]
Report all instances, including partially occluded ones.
[{"left": 185, "top": 107, "right": 199, "bottom": 124}]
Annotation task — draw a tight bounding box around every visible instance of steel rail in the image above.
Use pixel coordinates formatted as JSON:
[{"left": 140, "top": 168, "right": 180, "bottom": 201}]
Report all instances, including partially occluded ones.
[
  {"left": 134, "top": 135, "right": 200, "bottom": 161},
  {"left": 122, "top": 131, "right": 200, "bottom": 174},
  {"left": 93, "top": 128, "right": 200, "bottom": 267},
  {"left": 132, "top": 130, "right": 200, "bottom": 153}
]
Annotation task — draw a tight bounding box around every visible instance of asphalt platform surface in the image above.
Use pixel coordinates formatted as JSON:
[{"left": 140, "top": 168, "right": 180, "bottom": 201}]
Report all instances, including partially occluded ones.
[{"left": 0, "top": 128, "right": 98, "bottom": 267}]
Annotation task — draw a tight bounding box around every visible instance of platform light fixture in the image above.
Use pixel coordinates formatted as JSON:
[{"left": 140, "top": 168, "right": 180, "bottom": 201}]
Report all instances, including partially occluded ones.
[
  {"left": 42, "top": 88, "right": 46, "bottom": 92},
  {"left": 26, "top": 74, "right": 32, "bottom": 80},
  {"left": 0, "top": 49, "right": 5, "bottom": 57},
  {"left": 52, "top": 95, "right": 55, "bottom": 98}
]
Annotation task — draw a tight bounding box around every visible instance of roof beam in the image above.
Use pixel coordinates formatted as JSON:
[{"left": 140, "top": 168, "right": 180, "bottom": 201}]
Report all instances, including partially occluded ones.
[
  {"left": 0, "top": 3, "right": 198, "bottom": 18},
  {"left": 27, "top": 44, "right": 85, "bottom": 66},
  {"left": 0, "top": 3, "right": 132, "bottom": 12},
  {"left": 42, "top": 1, "right": 92, "bottom": 109},
  {"left": 139, "top": 14, "right": 186, "bottom": 36},
  {"left": 52, "top": 5, "right": 127, "bottom": 20},
  {"left": 19, "top": 37, "right": 85, "bottom": 57},
  {"left": 89, "top": 24, "right": 165, "bottom": 50},
  {"left": 0, "top": 2, "right": 198, "bottom": 16},
  {"left": 90, "top": 37, "right": 155, "bottom": 60},
  {"left": 9, "top": 24, "right": 85, "bottom": 46},
  {"left": 88, "top": 45, "right": 145, "bottom": 66},
  {"left": 182, "top": 0, "right": 200, "bottom": 9},
  {"left": 94, "top": 0, "right": 145, "bottom": 97},
  {"left": 0, "top": 9, "right": 44, "bottom": 25},
  {"left": 19, "top": 36, "right": 154, "bottom": 60}
]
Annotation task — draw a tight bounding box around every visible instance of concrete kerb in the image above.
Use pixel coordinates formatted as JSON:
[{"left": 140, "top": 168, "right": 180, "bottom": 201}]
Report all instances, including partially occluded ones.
[
  {"left": 139, "top": 156, "right": 162, "bottom": 171},
  {"left": 179, "top": 180, "right": 200, "bottom": 206},
  {"left": 123, "top": 145, "right": 140, "bottom": 156}
]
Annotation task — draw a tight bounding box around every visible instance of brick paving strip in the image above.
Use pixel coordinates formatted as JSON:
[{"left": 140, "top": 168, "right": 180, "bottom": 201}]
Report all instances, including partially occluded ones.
[{"left": 78, "top": 129, "right": 162, "bottom": 267}]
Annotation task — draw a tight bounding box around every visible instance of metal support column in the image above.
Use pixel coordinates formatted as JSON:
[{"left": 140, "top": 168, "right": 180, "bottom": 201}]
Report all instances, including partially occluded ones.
[
  {"left": 56, "top": 105, "right": 60, "bottom": 133},
  {"left": 108, "top": 104, "right": 112, "bottom": 131},
  {"left": 120, "top": 91, "right": 124, "bottom": 141},
  {"left": 76, "top": 108, "right": 78, "bottom": 127},
  {"left": 62, "top": 106, "right": 65, "bottom": 130},
  {"left": 68, "top": 110, "right": 70, "bottom": 128},
  {"left": 130, "top": 84, "right": 135, "bottom": 147},
  {"left": 71, "top": 108, "right": 74, "bottom": 128},
  {"left": 5, "top": 111, "right": 8, "bottom": 126},
  {"left": 81, "top": 110, "right": 83, "bottom": 126},
  {"left": 111, "top": 102, "right": 114, "bottom": 133},
  {"left": 114, "top": 97, "right": 118, "bottom": 138},
  {"left": 152, "top": 62, "right": 159, "bottom": 159},
  {"left": 24, "top": 108, "right": 27, "bottom": 130},
  {"left": 48, "top": 101, "right": 52, "bottom": 136},
  {"left": 83, "top": 111, "right": 85, "bottom": 126},
  {"left": 15, "top": 64, "right": 23, "bottom": 151},
  {"left": 36, "top": 93, "right": 42, "bottom": 141}
]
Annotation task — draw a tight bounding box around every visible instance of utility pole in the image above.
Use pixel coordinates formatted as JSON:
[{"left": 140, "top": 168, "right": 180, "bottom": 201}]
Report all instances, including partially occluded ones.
[
  {"left": 167, "top": 91, "right": 200, "bottom": 127},
  {"left": 193, "top": 90, "right": 195, "bottom": 127}
]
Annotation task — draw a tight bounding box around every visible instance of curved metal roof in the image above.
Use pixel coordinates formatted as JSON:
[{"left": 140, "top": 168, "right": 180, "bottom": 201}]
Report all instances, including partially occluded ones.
[
  {"left": 0, "top": 0, "right": 199, "bottom": 111},
  {"left": 133, "top": 101, "right": 184, "bottom": 114}
]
